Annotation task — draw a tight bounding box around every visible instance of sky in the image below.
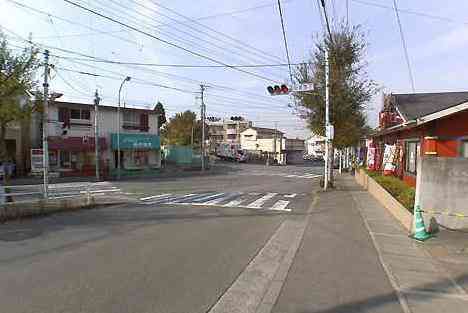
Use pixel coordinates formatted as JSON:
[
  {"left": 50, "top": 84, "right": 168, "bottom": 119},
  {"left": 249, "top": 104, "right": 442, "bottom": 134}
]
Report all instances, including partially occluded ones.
[{"left": 1, "top": 0, "right": 467, "bottom": 139}]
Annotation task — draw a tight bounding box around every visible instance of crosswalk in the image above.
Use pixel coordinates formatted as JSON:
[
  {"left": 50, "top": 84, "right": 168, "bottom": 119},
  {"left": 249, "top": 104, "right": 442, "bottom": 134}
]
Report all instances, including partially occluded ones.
[
  {"left": 138, "top": 192, "right": 296, "bottom": 212},
  {"left": 238, "top": 171, "right": 322, "bottom": 179}
]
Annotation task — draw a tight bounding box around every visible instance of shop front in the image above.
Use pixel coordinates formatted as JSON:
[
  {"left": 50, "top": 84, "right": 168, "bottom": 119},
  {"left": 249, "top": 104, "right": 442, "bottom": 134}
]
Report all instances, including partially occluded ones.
[
  {"left": 110, "top": 133, "right": 161, "bottom": 176},
  {"left": 47, "top": 136, "right": 108, "bottom": 177}
]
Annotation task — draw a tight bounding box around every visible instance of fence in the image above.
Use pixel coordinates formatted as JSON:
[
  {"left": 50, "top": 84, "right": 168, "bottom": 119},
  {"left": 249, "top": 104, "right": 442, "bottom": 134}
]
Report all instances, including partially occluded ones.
[{"left": 0, "top": 182, "right": 122, "bottom": 205}]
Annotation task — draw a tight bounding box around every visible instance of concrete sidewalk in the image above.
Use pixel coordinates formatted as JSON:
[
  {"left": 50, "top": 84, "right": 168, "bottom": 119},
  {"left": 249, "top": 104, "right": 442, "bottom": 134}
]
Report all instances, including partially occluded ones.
[{"left": 268, "top": 174, "right": 468, "bottom": 313}]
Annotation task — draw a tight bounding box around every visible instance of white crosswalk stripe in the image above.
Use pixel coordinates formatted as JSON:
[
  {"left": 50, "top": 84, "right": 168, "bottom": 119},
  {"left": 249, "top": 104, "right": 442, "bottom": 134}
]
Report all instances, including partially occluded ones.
[
  {"left": 269, "top": 200, "right": 291, "bottom": 211},
  {"left": 139, "top": 192, "right": 296, "bottom": 212},
  {"left": 238, "top": 171, "right": 322, "bottom": 179},
  {"left": 245, "top": 193, "right": 277, "bottom": 209}
]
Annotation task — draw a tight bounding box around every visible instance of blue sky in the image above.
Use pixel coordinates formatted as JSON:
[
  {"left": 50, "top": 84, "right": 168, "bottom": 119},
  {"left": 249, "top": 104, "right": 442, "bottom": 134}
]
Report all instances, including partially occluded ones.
[{"left": 1, "top": 0, "right": 467, "bottom": 139}]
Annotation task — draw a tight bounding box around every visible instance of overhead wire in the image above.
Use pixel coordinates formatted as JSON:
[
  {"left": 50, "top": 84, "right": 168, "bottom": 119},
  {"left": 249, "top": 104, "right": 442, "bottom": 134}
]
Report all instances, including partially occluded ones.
[
  {"left": 276, "top": 0, "right": 294, "bottom": 84},
  {"left": 142, "top": 0, "right": 284, "bottom": 63},
  {"left": 392, "top": 0, "right": 416, "bottom": 92},
  {"left": 62, "top": 0, "right": 282, "bottom": 83},
  {"left": 4, "top": 0, "right": 139, "bottom": 46},
  {"left": 350, "top": 0, "right": 468, "bottom": 25},
  {"left": 86, "top": 0, "right": 285, "bottom": 80},
  {"left": 2, "top": 25, "right": 291, "bottom": 109}
]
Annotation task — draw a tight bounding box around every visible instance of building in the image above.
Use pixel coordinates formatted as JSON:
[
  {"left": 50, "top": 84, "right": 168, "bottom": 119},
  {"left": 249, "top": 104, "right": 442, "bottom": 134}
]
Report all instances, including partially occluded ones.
[
  {"left": 224, "top": 119, "right": 252, "bottom": 144},
  {"left": 37, "top": 100, "right": 161, "bottom": 177},
  {"left": 305, "top": 134, "right": 326, "bottom": 159},
  {"left": 240, "top": 127, "right": 285, "bottom": 163},
  {"left": 284, "top": 138, "right": 305, "bottom": 164},
  {"left": 368, "top": 91, "right": 468, "bottom": 186}
]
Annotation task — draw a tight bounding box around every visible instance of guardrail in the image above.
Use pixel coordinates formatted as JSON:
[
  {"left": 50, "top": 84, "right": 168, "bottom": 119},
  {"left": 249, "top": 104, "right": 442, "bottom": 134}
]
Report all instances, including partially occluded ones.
[{"left": 0, "top": 182, "right": 122, "bottom": 205}]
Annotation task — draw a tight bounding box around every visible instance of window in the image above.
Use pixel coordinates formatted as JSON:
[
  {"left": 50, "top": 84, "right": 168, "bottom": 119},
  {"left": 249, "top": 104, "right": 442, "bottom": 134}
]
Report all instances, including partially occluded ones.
[
  {"left": 81, "top": 109, "right": 90, "bottom": 120},
  {"left": 68, "top": 108, "right": 90, "bottom": 121},
  {"left": 227, "top": 134, "right": 237, "bottom": 139},
  {"left": 70, "top": 109, "right": 81, "bottom": 120},
  {"left": 462, "top": 141, "right": 468, "bottom": 158},
  {"left": 405, "top": 141, "right": 420, "bottom": 175},
  {"left": 123, "top": 111, "right": 140, "bottom": 127}
]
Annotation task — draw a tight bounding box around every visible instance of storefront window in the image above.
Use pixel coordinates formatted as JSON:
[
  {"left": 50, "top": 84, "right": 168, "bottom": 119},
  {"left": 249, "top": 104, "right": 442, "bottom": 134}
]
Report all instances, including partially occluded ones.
[
  {"left": 405, "top": 141, "right": 420, "bottom": 175},
  {"left": 70, "top": 109, "right": 81, "bottom": 119},
  {"left": 60, "top": 151, "right": 71, "bottom": 168}
]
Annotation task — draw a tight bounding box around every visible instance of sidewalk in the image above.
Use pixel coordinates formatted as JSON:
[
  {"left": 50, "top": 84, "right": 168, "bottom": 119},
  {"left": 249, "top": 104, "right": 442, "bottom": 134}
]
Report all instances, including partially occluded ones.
[{"left": 270, "top": 174, "right": 468, "bottom": 313}]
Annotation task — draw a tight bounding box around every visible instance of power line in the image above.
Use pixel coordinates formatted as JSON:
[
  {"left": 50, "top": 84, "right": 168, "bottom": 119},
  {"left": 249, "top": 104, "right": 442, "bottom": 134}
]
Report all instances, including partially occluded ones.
[
  {"left": 62, "top": 0, "right": 281, "bottom": 83},
  {"left": 351, "top": 0, "right": 468, "bottom": 26},
  {"left": 94, "top": 0, "right": 285, "bottom": 75},
  {"left": 4, "top": 0, "right": 139, "bottom": 46},
  {"left": 52, "top": 55, "right": 303, "bottom": 68},
  {"left": 276, "top": 0, "right": 294, "bottom": 84},
  {"left": 55, "top": 66, "right": 196, "bottom": 94},
  {"left": 33, "top": 29, "right": 127, "bottom": 39},
  {"left": 142, "top": 0, "right": 285, "bottom": 63},
  {"left": 320, "top": 0, "right": 334, "bottom": 42},
  {"left": 184, "top": 1, "right": 294, "bottom": 22},
  {"left": 392, "top": 0, "right": 416, "bottom": 92},
  {"left": 3, "top": 29, "right": 291, "bottom": 107}
]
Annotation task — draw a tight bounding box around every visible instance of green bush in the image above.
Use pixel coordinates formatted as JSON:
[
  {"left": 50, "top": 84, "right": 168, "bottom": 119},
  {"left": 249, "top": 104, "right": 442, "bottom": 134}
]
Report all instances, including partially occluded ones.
[{"left": 372, "top": 174, "right": 415, "bottom": 212}]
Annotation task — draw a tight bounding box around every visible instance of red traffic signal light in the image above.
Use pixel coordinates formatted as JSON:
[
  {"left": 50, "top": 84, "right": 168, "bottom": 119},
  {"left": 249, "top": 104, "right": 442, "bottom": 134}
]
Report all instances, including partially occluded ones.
[{"left": 267, "top": 84, "right": 289, "bottom": 96}]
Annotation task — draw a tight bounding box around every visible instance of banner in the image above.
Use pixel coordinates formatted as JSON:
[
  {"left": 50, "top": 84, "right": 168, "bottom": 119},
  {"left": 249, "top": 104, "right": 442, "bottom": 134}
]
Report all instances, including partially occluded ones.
[
  {"left": 383, "top": 144, "right": 397, "bottom": 175},
  {"left": 367, "top": 147, "right": 376, "bottom": 171}
]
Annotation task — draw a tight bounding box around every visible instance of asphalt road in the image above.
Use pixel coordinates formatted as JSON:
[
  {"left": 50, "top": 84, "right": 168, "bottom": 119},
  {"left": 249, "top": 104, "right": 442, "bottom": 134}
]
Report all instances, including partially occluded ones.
[{"left": 0, "top": 162, "right": 321, "bottom": 313}]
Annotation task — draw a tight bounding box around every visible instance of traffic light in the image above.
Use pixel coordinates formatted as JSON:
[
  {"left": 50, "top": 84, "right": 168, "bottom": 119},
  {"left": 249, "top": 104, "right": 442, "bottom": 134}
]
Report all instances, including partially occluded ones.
[
  {"left": 230, "top": 116, "right": 243, "bottom": 121},
  {"left": 207, "top": 116, "right": 221, "bottom": 122},
  {"left": 267, "top": 84, "right": 289, "bottom": 96}
]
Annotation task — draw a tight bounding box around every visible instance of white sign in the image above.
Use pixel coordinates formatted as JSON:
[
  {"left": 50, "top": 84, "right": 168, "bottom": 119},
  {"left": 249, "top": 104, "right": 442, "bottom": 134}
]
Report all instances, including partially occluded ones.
[
  {"left": 326, "top": 124, "right": 334, "bottom": 140},
  {"left": 383, "top": 144, "right": 397, "bottom": 174},
  {"left": 293, "top": 83, "right": 315, "bottom": 93},
  {"left": 31, "top": 149, "right": 44, "bottom": 173}
]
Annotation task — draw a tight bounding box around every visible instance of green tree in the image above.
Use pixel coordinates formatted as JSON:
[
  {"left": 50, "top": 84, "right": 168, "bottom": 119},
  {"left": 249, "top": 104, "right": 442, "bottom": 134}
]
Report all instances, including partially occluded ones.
[
  {"left": 161, "top": 110, "right": 203, "bottom": 146},
  {"left": 153, "top": 101, "right": 166, "bottom": 128},
  {"left": 0, "top": 34, "right": 39, "bottom": 162},
  {"left": 294, "top": 23, "right": 377, "bottom": 149}
]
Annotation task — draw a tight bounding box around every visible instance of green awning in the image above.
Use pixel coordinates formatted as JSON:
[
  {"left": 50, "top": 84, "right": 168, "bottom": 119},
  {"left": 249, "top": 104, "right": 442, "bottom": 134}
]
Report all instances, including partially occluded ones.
[{"left": 111, "top": 133, "right": 160, "bottom": 150}]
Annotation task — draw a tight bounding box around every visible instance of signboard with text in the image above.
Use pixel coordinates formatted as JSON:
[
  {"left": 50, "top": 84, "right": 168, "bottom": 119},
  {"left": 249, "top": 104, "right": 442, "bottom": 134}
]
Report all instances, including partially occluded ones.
[{"left": 111, "top": 133, "right": 160, "bottom": 150}]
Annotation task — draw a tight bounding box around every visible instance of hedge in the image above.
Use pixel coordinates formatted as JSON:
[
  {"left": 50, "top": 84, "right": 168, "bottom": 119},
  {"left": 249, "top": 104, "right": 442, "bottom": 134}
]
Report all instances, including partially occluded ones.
[{"left": 364, "top": 169, "right": 415, "bottom": 212}]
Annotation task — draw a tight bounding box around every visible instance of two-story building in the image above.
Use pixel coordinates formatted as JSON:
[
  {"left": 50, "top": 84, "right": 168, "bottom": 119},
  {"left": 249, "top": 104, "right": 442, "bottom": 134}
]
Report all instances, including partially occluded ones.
[
  {"left": 240, "top": 127, "right": 285, "bottom": 163},
  {"left": 40, "top": 100, "right": 161, "bottom": 177}
]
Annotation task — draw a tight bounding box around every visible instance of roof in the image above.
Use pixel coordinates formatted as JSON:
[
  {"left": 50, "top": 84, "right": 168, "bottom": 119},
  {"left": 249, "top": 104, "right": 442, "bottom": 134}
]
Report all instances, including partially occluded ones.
[
  {"left": 247, "top": 127, "right": 284, "bottom": 135},
  {"left": 392, "top": 91, "right": 468, "bottom": 120},
  {"left": 50, "top": 100, "right": 156, "bottom": 113}
]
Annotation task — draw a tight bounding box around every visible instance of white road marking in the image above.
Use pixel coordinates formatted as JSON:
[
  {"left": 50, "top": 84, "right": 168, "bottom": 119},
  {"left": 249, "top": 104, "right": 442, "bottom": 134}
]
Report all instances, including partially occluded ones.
[
  {"left": 269, "top": 200, "right": 291, "bottom": 211},
  {"left": 245, "top": 193, "right": 277, "bottom": 209},
  {"left": 284, "top": 193, "right": 297, "bottom": 198},
  {"left": 203, "top": 193, "right": 241, "bottom": 205},
  {"left": 223, "top": 198, "right": 245, "bottom": 207},
  {"left": 186, "top": 193, "right": 225, "bottom": 203},
  {"left": 146, "top": 194, "right": 190, "bottom": 205},
  {"left": 303, "top": 174, "right": 322, "bottom": 178},
  {"left": 140, "top": 194, "right": 171, "bottom": 201}
]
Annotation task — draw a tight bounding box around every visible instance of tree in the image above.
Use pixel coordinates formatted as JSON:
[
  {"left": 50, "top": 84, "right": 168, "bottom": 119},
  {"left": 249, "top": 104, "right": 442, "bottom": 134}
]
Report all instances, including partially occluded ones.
[
  {"left": 161, "top": 110, "right": 204, "bottom": 146},
  {"left": 153, "top": 101, "right": 166, "bottom": 128},
  {"left": 0, "top": 33, "right": 39, "bottom": 163},
  {"left": 294, "top": 23, "right": 376, "bottom": 147},
  {"left": 294, "top": 22, "right": 377, "bottom": 183}
]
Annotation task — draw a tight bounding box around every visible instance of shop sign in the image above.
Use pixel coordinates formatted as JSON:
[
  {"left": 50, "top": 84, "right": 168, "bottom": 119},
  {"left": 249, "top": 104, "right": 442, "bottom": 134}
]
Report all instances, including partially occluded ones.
[
  {"left": 31, "top": 149, "right": 44, "bottom": 173},
  {"left": 111, "top": 133, "right": 160, "bottom": 150}
]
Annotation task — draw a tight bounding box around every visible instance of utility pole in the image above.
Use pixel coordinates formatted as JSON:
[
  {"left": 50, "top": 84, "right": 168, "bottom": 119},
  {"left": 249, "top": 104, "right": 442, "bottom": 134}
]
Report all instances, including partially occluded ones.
[
  {"left": 273, "top": 121, "right": 278, "bottom": 164},
  {"left": 324, "top": 48, "right": 330, "bottom": 191},
  {"left": 94, "top": 89, "right": 100, "bottom": 181},
  {"left": 200, "top": 84, "right": 206, "bottom": 171},
  {"left": 42, "top": 50, "right": 50, "bottom": 199}
]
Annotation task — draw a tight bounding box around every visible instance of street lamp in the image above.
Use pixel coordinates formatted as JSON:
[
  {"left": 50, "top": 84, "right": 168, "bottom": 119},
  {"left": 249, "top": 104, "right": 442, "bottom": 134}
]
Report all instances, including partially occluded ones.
[{"left": 117, "top": 76, "right": 131, "bottom": 180}]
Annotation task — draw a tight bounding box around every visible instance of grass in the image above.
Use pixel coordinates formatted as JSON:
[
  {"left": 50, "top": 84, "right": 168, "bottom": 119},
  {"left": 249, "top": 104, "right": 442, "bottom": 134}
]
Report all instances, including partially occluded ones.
[{"left": 363, "top": 169, "right": 415, "bottom": 212}]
